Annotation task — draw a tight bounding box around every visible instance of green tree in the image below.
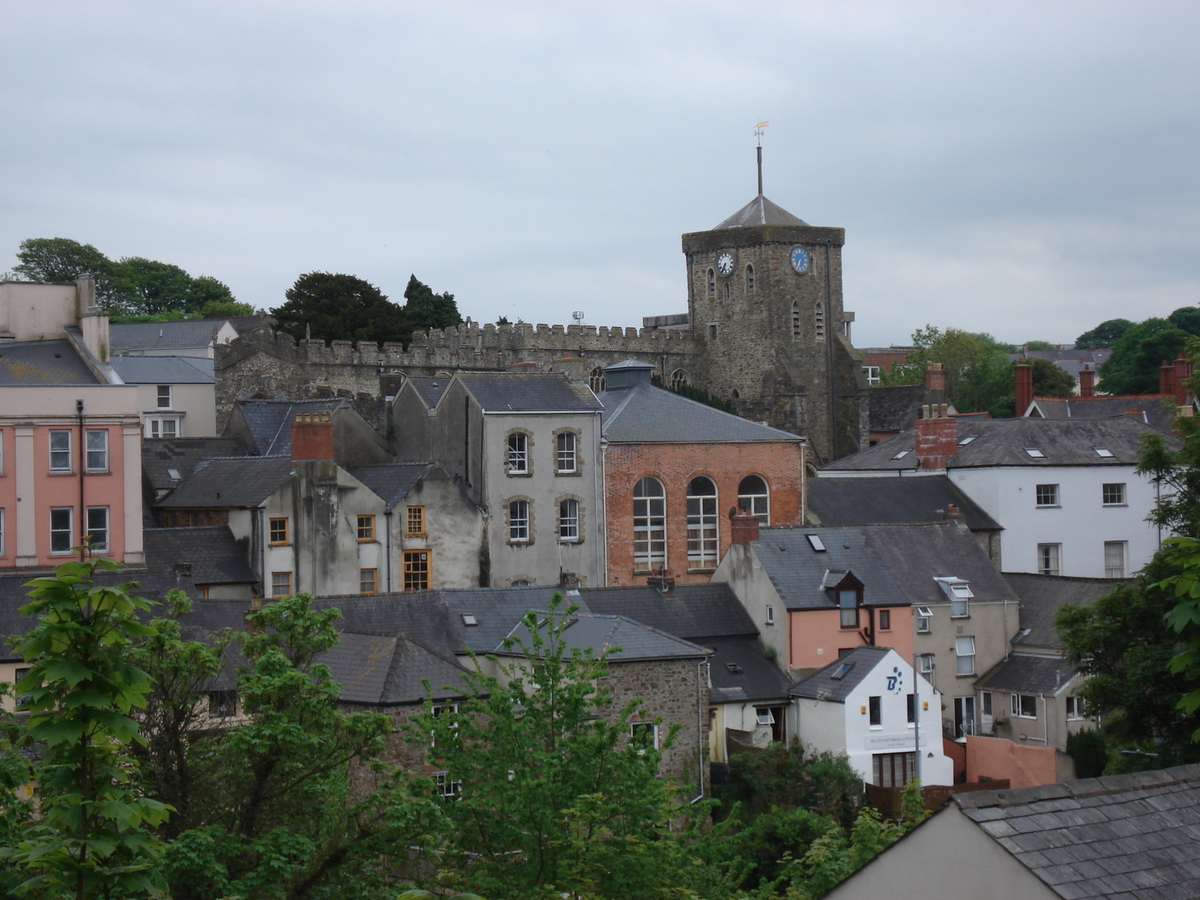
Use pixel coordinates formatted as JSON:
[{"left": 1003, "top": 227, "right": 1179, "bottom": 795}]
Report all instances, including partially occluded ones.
[
  {"left": 108, "top": 258, "right": 195, "bottom": 317},
  {"left": 402, "top": 275, "right": 462, "bottom": 333},
  {"left": 419, "top": 594, "right": 687, "bottom": 900},
  {"left": 13, "top": 237, "right": 115, "bottom": 288},
  {"left": 1169, "top": 306, "right": 1200, "bottom": 337},
  {"left": 894, "top": 326, "right": 1016, "bottom": 415},
  {"left": 2, "top": 558, "right": 170, "bottom": 899},
  {"left": 1075, "top": 318, "right": 1134, "bottom": 349},
  {"left": 272, "top": 272, "right": 409, "bottom": 346},
  {"left": 1099, "top": 318, "right": 1191, "bottom": 395},
  {"left": 1022, "top": 340, "right": 1056, "bottom": 351}
]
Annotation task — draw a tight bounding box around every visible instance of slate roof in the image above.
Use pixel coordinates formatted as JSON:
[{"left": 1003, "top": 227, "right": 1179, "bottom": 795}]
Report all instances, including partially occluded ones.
[
  {"left": 953, "top": 763, "right": 1200, "bottom": 899},
  {"left": 0, "top": 340, "right": 100, "bottom": 385},
  {"left": 1027, "top": 396, "right": 1179, "bottom": 435},
  {"left": 111, "top": 355, "right": 214, "bottom": 384},
  {"left": 806, "top": 475, "right": 1000, "bottom": 532},
  {"left": 347, "top": 463, "right": 432, "bottom": 511},
  {"left": 750, "top": 522, "right": 1017, "bottom": 612},
  {"left": 320, "top": 631, "right": 471, "bottom": 705},
  {"left": 824, "top": 416, "right": 1169, "bottom": 472},
  {"left": 142, "top": 438, "right": 247, "bottom": 496},
  {"left": 233, "top": 398, "right": 346, "bottom": 456},
  {"left": 1003, "top": 573, "right": 1120, "bottom": 651},
  {"left": 975, "top": 653, "right": 1078, "bottom": 695},
  {"left": 142, "top": 526, "right": 257, "bottom": 587},
  {"left": 867, "top": 384, "right": 927, "bottom": 433},
  {"left": 456, "top": 373, "right": 602, "bottom": 413},
  {"left": 110, "top": 321, "right": 220, "bottom": 352},
  {"left": 156, "top": 456, "right": 294, "bottom": 508},
  {"left": 577, "top": 583, "right": 758, "bottom": 639},
  {"left": 404, "top": 377, "right": 451, "bottom": 411},
  {"left": 501, "top": 613, "right": 710, "bottom": 663},
  {"left": 713, "top": 194, "right": 809, "bottom": 229},
  {"left": 790, "top": 645, "right": 892, "bottom": 702},
  {"left": 597, "top": 380, "right": 802, "bottom": 443},
  {"left": 706, "top": 635, "right": 794, "bottom": 705}
]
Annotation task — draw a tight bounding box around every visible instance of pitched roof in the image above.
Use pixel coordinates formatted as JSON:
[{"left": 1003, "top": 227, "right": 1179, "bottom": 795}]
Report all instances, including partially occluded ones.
[
  {"left": 975, "top": 653, "right": 1078, "bottom": 695},
  {"left": 577, "top": 583, "right": 758, "bottom": 639},
  {"left": 111, "top": 355, "right": 214, "bottom": 384},
  {"left": 456, "top": 373, "right": 602, "bottom": 413},
  {"left": 953, "top": 763, "right": 1200, "bottom": 899},
  {"left": 142, "top": 526, "right": 257, "bottom": 586},
  {"left": 867, "top": 384, "right": 928, "bottom": 433},
  {"left": 109, "top": 320, "right": 219, "bottom": 351},
  {"left": 1027, "top": 396, "right": 1179, "bottom": 435},
  {"left": 0, "top": 339, "right": 100, "bottom": 385},
  {"left": 825, "top": 416, "right": 1169, "bottom": 472},
  {"left": 347, "top": 463, "right": 433, "bottom": 511},
  {"left": 404, "top": 377, "right": 451, "bottom": 411},
  {"left": 597, "top": 380, "right": 801, "bottom": 443},
  {"left": 706, "top": 635, "right": 794, "bottom": 705},
  {"left": 500, "top": 613, "right": 710, "bottom": 663},
  {"left": 156, "top": 456, "right": 294, "bottom": 508},
  {"left": 1003, "top": 573, "right": 1120, "bottom": 651},
  {"left": 320, "top": 631, "right": 471, "bottom": 705},
  {"left": 233, "top": 398, "right": 347, "bottom": 456},
  {"left": 142, "top": 438, "right": 247, "bottom": 495},
  {"left": 790, "top": 645, "right": 893, "bottom": 702},
  {"left": 713, "top": 194, "right": 808, "bottom": 229},
  {"left": 806, "top": 475, "right": 1000, "bottom": 532}
]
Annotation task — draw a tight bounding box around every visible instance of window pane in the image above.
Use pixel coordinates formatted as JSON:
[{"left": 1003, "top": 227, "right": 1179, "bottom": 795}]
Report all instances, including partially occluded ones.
[
  {"left": 50, "top": 430, "right": 71, "bottom": 472},
  {"left": 556, "top": 432, "right": 577, "bottom": 473},
  {"left": 85, "top": 430, "right": 107, "bottom": 471},
  {"left": 1104, "top": 541, "right": 1127, "bottom": 578},
  {"left": 86, "top": 507, "right": 109, "bottom": 552},
  {"left": 559, "top": 498, "right": 579, "bottom": 541},
  {"left": 50, "top": 507, "right": 73, "bottom": 553},
  {"left": 403, "top": 551, "right": 430, "bottom": 591},
  {"left": 1102, "top": 483, "right": 1126, "bottom": 506},
  {"left": 686, "top": 477, "right": 718, "bottom": 568},
  {"left": 737, "top": 475, "right": 770, "bottom": 525},
  {"left": 633, "top": 477, "right": 666, "bottom": 570},
  {"left": 1035, "top": 484, "right": 1059, "bottom": 507},
  {"left": 406, "top": 506, "right": 425, "bottom": 535},
  {"left": 509, "top": 500, "right": 530, "bottom": 542},
  {"left": 508, "top": 433, "right": 528, "bottom": 473},
  {"left": 1038, "top": 543, "right": 1061, "bottom": 576}
]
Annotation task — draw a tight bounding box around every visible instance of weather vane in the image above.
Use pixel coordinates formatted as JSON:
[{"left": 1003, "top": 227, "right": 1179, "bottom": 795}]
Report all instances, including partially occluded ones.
[{"left": 754, "top": 120, "right": 769, "bottom": 195}]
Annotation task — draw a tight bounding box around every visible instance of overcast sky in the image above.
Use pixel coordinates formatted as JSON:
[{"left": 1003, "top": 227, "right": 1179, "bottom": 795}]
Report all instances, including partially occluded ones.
[{"left": 2, "top": 0, "right": 1196, "bottom": 348}]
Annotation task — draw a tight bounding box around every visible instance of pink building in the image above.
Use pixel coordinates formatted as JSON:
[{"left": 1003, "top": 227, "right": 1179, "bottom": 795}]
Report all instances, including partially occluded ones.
[{"left": 0, "top": 280, "right": 143, "bottom": 568}]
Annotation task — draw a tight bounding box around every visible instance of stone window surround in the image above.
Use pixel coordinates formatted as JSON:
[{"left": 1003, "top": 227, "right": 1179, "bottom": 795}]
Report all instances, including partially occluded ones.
[
  {"left": 505, "top": 428, "right": 533, "bottom": 477},
  {"left": 552, "top": 427, "right": 583, "bottom": 475},
  {"left": 556, "top": 493, "right": 584, "bottom": 543},
  {"left": 505, "top": 495, "right": 534, "bottom": 545}
]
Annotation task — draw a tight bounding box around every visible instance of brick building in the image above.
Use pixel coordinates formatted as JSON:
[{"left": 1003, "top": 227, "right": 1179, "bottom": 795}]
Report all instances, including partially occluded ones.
[{"left": 597, "top": 360, "right": 805, "bottom": 587}]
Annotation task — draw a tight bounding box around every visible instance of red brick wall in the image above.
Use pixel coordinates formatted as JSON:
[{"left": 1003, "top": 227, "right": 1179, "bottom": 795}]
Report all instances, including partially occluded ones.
[{"left": 603, "top": 441, "right": 804, "bottom": 586}]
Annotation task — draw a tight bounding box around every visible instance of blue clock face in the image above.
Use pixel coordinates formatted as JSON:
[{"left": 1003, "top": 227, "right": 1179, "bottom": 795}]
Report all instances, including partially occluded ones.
[{"left": 790, "top": 246, "right": 810, "bottom": 274}]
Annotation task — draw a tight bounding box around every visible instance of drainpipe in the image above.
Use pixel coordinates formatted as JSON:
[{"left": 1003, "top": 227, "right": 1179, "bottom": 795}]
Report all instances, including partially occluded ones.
[
  {"left": 691, "top": 657, "right": 707, "bottom": 804},
  {"left": 384, "top": 508, "right": 393, "bottom": 592},
  {"left": 77, "top": 399, "right": 85, "bottom": 561},
  {"left": 913, "top": 651, "right": 922, "bottom": 784}
]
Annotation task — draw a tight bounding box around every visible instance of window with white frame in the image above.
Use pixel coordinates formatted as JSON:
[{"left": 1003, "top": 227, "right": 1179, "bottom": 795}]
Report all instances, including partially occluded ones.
[
  {"left": 633, "top": 477, "right": 666, "bottom": 571},
  {"left": 49, "top": 430, "right": 71, "bottom": 473},
  {"left": 433, "top": 770, "right": 461, "bottom": 801},
  {"left": 1102, "top": 483, "right": 1126, "bottom": 506},
  {"left": 1038, "top": 543, "right": 1061, "bottom": 576},
  {"left": 1010, "top": 693, "right": 1038, "bottom": 718},
  {"left": 156, "top": 385, "right": 172, "bottom": 409},
  {"left": 85, "top": 429, "right": 108, "bottom": 472},
  {"left": 686, "top": 476, "right": 718, "bottom": 569},
  {"left": 507, "top": 432, "right": 529, "bottom": 475},
  {"left": 950, "top": 583, "right": 971, "bottom": 617},
  {"left": 1035, "top": 483, "right": 1059, "bottom": 507},
  {"left": 50, "top": 507, "right": 73, "bottom": 554},
  {"left": 918, "top": 653, "right": 934, "bottom": 674},
  {"left": 508, "top": 499, "right": 531, "bottom": 543},
  {"left": 1104, "top": 541, "right": 1128, "bottom": 578},
  {"left": 955, "top": 636, "right": 976, "bottom": 675},
  {"left": 146, "top": 416, "right": 181, "bottom": 439},
  {"left": 630, "top": 722, "right": 659, "bottom": 752},
  {"left": 556, "top": 431, "right": 577, "bottom": 474},
  {"left": 863, "top": 365, "right": 881, "bottom": 386},
  {"left": 737, "top": 475, "right": 770, "bottom": 525},
  {"left": 558, "top": 498, "right": 579, "bottom": 542},
  {"left": 916, "top": 606, "right": 932, "bottom": 633},
  {"left": 766, "top": 604, "right": 775, "bottom": 625},
  {"left": 85, "top": 507, "right": 109, "bottom": 553},
  {"left": 1066, "top": 695, "right": 1086, "bottom": 719}
]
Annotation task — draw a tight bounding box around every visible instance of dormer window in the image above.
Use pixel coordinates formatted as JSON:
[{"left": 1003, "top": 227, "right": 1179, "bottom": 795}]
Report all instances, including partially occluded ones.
[
  {"left": 839, "top": 589, "right": 858, "bottom": 628},
  {"left": 935, "top": 577, "right": 973, "bottom": 617},
  {"left": 826, "top": 572, "right": 865, "bottom": 630}
]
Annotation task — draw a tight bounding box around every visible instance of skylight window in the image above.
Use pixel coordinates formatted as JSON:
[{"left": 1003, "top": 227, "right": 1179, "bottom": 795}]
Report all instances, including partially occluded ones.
[
  {"left": 830, "top": 661, "right": 855, "bottom": 681},
  {"left": 958, "top": 435, "right": 977, "bottom": 446},
  {"left": 460, "top": 613, "right": 478, "bottom": 626},
  {"left": 1094, "top": 447, "right": 1114, "bottom": 458},
  {"left": 806, "top": 534, "right": 826, "bottom": 552},
  {"left": 167, "top": 468, "right": 182, "bottom": 481},
  {"left": 891, "top": 449, "right": 910, "bottom": 460},
  {"left": 1024, "top": 448, "right": 1046, "bottom": 459}
]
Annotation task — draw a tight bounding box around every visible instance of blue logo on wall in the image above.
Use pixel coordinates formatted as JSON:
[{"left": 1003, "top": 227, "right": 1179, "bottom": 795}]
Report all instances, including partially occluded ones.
[{"left": 886, "top": 666, "right": 904, "bottom": 694}]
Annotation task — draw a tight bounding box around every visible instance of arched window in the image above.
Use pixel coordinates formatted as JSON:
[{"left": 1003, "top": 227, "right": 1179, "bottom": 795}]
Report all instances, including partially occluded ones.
[
  {"left": 589, "top": 367, "right": 606, "bottom": 393},
  {"left": 633, "top": 477, "right": 666, "bottom": 572},
  {"left": 707, "top": 268, "right": 715, "bottom": 297},
  {"left": 738, "top": 475, "right": 770, "bottom": 525},
  {"left": 815, "top": 301, "right": 825, "bottom": 342},
  {"left": 686, "top": 476, "right": 718, "bottom": 569},
  {"left": 507, "top": 499, "right": 530, "bottom": 543},
  {"left": 745, "top": 264, "right": 755, "bottom": 293},
  {"left": 669, "top": 369, "right": 690, "bottom": 391},
  {"left": 558, "top": 498, "right": 580, "bottom": 542},
  {"left": 792, "top": 301, "right": 801, "bottom": 340}
]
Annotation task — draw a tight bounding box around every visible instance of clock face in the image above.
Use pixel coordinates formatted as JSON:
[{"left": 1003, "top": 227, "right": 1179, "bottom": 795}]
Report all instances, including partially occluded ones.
[
  {"left": 790, "top": 245, "right": 810, "bottom": 274},
  {"left": 716, "top": 251, "right": 735, "bottom": 277}
]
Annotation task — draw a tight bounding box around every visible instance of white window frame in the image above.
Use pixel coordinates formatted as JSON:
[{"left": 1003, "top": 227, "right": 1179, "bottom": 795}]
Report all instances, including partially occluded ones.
[
  {"left": 85, "top": 506, "right": 109, "bottom": 553},
  {"left": 507, "top": 432, "right": 529, "bottom": 475},
  {"left": 686, "top": 476, "right": 718, "bottom": 570},
  {"left": 955, "top": 636, "right": 976, "bottom": 676},
  {"left": 1102, "top": 482, "right": 1126, "bottom": 506},
  {"left": 1038, "top": 543, "right": 1061, "bottom": 577},
  {"left": 50, "top": 507, "right": 73, "bottom": 554},
  {"left": 558, "top": 498, "right": 579, "bottom": 542},
  {"left": 508, "top": 499, "right": 530, "bottom": 543},
  {"left": 918, "top": 653, "right": 934, "bottom": 674},
  {"left": 863, "top": 365, "right": 881, "bottom": 386},
  {"left": 633, "top": 477, "right": 666, "bottom": 572},
  {"left": 1104, "top": 541, "right": 1128, "bottom": 578},
  {"left": 737, "top": 475, "right": 770, "bottom": 525},
  {"left": 1066, "top": 695, "right": 1086, "bottom": 719},
  {"left": 433, "top": 770, "right": 461, "bottom": 801},
  {"left": 556, "top": 431, "right": 577, "bottom": 474},
  {"left": 156, "top": 384, "right": 172, "bottom": 409},
  {"left": 85, "top": 429, "right": 108, "bottom": 473},
  {"left": 1035, "top": 483, "right": 1059, "bottom": 508},
  {"left": 630, "top": 722, "right": 660, "bottom": 752},
  {"left": 1010, "top": 693, "right": 1038, "bottom": 718},
  {"left": 146, "top": 415, "right": 181, "bottom": 439},
  {"left": 916, "top": 606, "right": 932, "bottom": 633},
  {"left": 49, "top": 429, "right": 72, "bottom": 473}
]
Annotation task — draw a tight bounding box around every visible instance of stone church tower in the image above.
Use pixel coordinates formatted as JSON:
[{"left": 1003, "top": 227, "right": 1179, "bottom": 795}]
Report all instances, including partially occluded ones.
[{"left": 683, "top": 155, "right": 867, "bottom": 465}]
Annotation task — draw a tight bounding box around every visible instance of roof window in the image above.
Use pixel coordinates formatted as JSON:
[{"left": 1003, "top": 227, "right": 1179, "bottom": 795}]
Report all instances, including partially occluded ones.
[
  {"left": 806, "top": 534, "right": 826, "bottom": 552},
  {"left": 957, "top": 435, "right": 977, "bottom": 446},
  {"left": 1094, "top": 447, "right": 1114, "bottom": 458},
  {"left": 460, "top": 613, "right": 478, "bottom": 626},
  {"left": 830, "top": 661, "right": 855, "bottom": 681},
  {"left": 1024, "top": 448, "right": 1046, "bottom": 459},
  {"left": 891, "top": 449, "right": 910, "bottom": 460}
]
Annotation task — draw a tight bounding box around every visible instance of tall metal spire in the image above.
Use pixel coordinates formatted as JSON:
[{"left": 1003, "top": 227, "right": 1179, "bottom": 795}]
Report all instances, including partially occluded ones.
[{"left": 754, "top": 120, "right": 769, "bottom": 196}]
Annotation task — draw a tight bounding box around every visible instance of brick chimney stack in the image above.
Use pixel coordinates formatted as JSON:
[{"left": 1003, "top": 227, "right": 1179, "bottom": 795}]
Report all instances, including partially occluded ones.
[
  {"left": 914, "top": 406, "right": 958, "bottom": 470},
  {"left": 291, "top": 412, "right": 334, "bottom": 462},
  {"left": 1160, "top": 361, "right": 1173, "bottom": 396},
  {"left": 924, "top": 361, "right": 948, "bottom": 394},
  {"left": 730, "top": 508, "right": 761, "bottom": 545},
  {"left": 1172, "top": 356, "right": 1195, "bottom": 406},
  {"left": 1079, "top": 365, "right": 1095, "bottom": 398},
  {"left": 1014, "top": 362, "right": 1033, "bottom": 415}
]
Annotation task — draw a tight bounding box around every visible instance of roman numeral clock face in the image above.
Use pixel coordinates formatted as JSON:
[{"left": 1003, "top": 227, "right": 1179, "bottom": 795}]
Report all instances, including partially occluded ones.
[
  {"left": 790, "top": 246, "right": 810, "bottom": 274},
  {"left": 716, "top": 251, "right": 735, "bottom": 277}
]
